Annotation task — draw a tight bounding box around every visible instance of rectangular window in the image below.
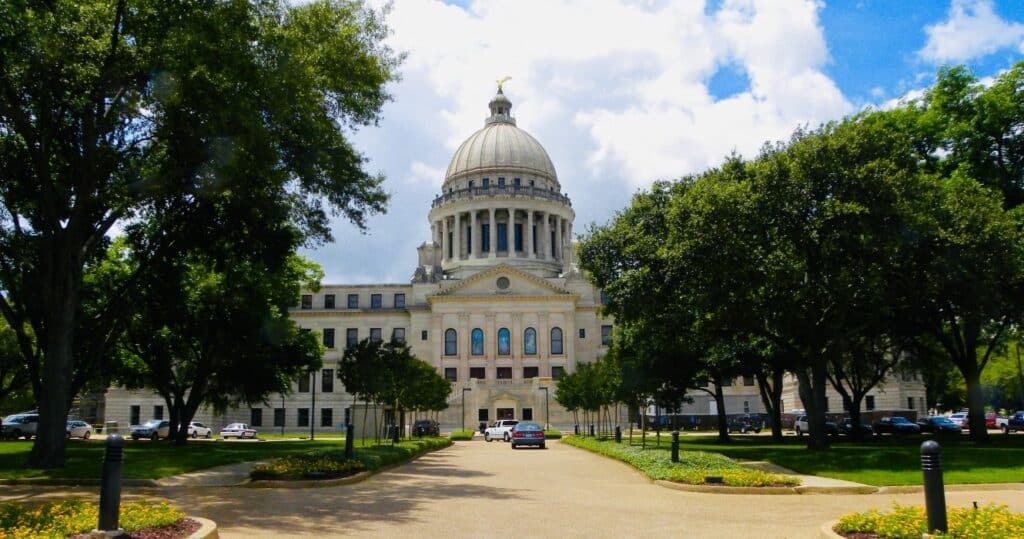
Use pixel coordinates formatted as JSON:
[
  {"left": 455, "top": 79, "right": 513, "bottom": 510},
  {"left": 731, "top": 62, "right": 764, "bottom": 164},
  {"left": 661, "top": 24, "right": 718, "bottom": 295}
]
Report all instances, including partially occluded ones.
[
  {"left": 444, "top": 368, "right": 458, "bottom": 382},
  {"left": 721, "top": 377, "right": 733, "bottom": 387},
  {"left": 551, "top": 230, "right": 556, "bottom": 257},
  {"left": 298, "top": 374, "right": 310, "bottom": 393},
  {"left": 743, "top": 375, "right": 754, "bottom": 387},
  {"left": 513, "top": 177, "right": 520, "bottom": 187},
  {"left": 497, "top": 223, "right": 508, "bottom": 251},
  {"left": 601, "top": 325, "right": 612, "bottom": 346},
  {"left": 481, "top": 224, "right": 490, "bottom": 252},
  {"left": 297, "top": 408, "right": 309, "bottom": 427},
  {"left": 347, "top": 294, "right": 359, "bottom": 309},
  {"left": 448, "top": 231, "right": 453, "bottom": 258},
  {"left": 130, "top": 405, "right": 140, "bottom": 425},
  {"left": 498, "top": 177, "right": 505, "bottom": 188},
  {"left": 370, "top": 328, "right": 382, "bottom": 342},
  {"left": 421, "top": 330, "right": 428, "bottom": 341},
  {"left": 394, "top": 293, "right": 406, "bottom": 309},
  {"left": 496, "top": 367, "right": 512, "bottom": 379},
  {"left": 908, "top": 397, "right": 914, "bottom": 410},
  {"left": 470, "top": 367, "right": 485, "bottom": 379},
  {"left": 866, "top": 395, "right": 876, "bottom": 410},
  {"left": 153, "top": 405, "right": 163, "bottom": 420},
  {"left": 523, "top": 366, "right": 539, "bottom": 379},
  {"left": 321, "top": 408, "right": 333, "bottom": 427},
  {"left": 522, "top": 408, "right": 533, "bottom": 421},
  {"left": 274, "top": 408, "right": 285, "bottom": 427},
  {"left": 251, "top": 408, "right": 263, "bottom": 427},
  {"left": 371, "top": 294, "right": 382, "bottom": 309},
  {"left": 514, "top": 224, "right": 523, "bottom": 251},
  {"left": 579, "top": 328, "right": 586, "bottom": 339},
  {"left": 301, "top": 294, "right": 312, "bottom": 309},
  {"left": 551, "top": 366, "right": 565, "bottom": 380},
  {"left": 393, "top": 328, "right": 406, "bottom": 343},
  {"left": 743, "top": 400, "right": 750, "bottom": 413},
  {"left": 324, "top": 294, "right": 335, "bottom": 309},
  {"left": 322, "top": 369, "right": 334, "bottom": 393},
  {"left": 323, "top": 328, "right": 335, "bottom": 349},
  {"left": 466, "top": 226, "right": 472, "bottom": 253},
  {"left": 346, "top": 328, "right": 358, "bottom": 348},
  {"left": 478, "top": 408, "right": 489, "bottom": 421},
  {"left": 468, "top": 180, "right": 475, "bottom": 188},
  {"left": 482, "top": 178, "right": 490, "bottom": 188}
]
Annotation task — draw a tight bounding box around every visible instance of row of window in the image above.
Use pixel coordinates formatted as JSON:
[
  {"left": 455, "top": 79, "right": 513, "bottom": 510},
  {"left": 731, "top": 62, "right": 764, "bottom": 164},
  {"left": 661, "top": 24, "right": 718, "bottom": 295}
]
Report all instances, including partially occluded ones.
[
  {"left": 320, "top": 327, "right": 409, "bottom": 349},
  {"left": 300, "top": 293, "right": 406, "bottom": 310},
  {"left": 444, "top": 325, "right": 611, "bottom": 356},
  {"left": 444, "top": 366, "right": 565, "bottom": 382},
  {"left": 296, "top": 369, "right": 335, "bottom": 393},
  {"left": 250, "top": 407, "right": 351, "bottom": 428}
]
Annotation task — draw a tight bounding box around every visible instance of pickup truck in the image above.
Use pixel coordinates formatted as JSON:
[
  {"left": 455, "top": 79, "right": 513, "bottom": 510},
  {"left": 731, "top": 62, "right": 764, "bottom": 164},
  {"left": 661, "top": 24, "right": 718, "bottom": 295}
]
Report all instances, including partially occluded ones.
[
  {"left": 484, "top": 419, "right": 519, "bottom": 442},
  {"left": 1005, "top": 412, "right": 1024, "bottom": 434}
]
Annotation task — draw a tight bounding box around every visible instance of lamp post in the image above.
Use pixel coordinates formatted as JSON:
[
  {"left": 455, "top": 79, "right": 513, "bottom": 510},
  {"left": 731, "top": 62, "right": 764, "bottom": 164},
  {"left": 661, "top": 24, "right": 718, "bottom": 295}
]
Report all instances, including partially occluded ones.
[
  {"left": 280, "top": 393, "right": 285, "bottom": 437},
  {"left": 539, "top": 387, "right": 549, "bottom": 429},
  {"left": 310, "top": 369, "right": 316, "bottom": 441},
  {"left": 462, "top": 387, "right": 471, "bottom": 431}
]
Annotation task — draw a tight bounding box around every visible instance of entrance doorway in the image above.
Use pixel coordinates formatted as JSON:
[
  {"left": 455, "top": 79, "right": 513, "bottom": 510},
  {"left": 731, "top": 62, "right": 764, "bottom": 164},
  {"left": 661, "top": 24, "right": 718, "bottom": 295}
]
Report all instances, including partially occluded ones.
[{"left": 497, "top": 408, "right": 514, "bottom": 420}]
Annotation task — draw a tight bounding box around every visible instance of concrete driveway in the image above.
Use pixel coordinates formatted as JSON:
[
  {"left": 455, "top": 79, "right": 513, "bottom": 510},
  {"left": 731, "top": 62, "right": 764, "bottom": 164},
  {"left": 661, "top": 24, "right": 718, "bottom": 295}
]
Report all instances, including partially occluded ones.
[{"left": 157, "top": 439, "right": 1024, "bottom": 539}]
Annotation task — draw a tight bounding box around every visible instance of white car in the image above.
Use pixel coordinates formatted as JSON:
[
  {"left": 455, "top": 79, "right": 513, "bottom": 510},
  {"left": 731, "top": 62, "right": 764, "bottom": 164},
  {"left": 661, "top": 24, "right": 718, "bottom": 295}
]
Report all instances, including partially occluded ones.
[
  {"left": 219, "top": 423, "right": 257, "bottom": 439},
  {"left": 188, "top": 421, "right": 213, "bottom": 439},
  {"left": 948, "top": 412, "right": 968, "bottom": 427},
  {"left": 66, "top": 420, "right": 92, "bottom": 439},
  {"left": 483, "top": 419, "right": 519, "bottom": 442}
]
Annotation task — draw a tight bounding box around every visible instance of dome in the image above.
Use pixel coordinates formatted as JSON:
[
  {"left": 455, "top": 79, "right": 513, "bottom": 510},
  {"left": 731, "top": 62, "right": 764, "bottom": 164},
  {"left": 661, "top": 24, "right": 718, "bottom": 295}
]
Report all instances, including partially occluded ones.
[{"left": 444, "top": 89, "right": 558, "bottom": 184}]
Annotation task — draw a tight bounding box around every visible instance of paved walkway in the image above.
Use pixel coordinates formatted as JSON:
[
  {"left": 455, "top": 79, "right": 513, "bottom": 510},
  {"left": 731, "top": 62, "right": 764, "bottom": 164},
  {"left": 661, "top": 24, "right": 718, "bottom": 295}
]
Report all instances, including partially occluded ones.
[{"left": 4, "top": 440, "right": 1024, "bottom": 538}]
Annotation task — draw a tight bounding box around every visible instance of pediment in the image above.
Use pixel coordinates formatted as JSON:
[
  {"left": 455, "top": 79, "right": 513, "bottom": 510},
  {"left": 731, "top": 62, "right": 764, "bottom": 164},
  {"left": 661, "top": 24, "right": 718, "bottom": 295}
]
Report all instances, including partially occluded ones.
[{"left": 431, "top": 264, "right": 575, "bottom": 300}]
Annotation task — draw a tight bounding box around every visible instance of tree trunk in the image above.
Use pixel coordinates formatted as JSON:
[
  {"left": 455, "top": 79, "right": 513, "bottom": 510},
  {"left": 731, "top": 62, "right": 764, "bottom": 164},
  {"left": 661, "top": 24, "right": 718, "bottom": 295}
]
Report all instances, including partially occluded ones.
[
  {"left": 962, "top": 366, "right": 989, "bottom": 442},
  {"left": 1016, "top": 340, "right": 1024, "bottom": 410},
  {"left": 757, "top": 370, "right": 784, "bottom": 441},
  {"left": 712, "top": 377, "right": 729, "bottom": 443},
  {"left": 808, "top": 360, "right": 830, "bottom": 450},
  {"left": 848, "top": 395, "right": 865, "bottom": 442}
]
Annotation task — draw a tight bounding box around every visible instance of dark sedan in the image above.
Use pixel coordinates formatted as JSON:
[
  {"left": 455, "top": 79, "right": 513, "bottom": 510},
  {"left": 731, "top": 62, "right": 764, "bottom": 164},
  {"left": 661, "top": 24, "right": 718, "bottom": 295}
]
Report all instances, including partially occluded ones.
[
  {"left": 510, "top": 422, "right": 546, "bottom": 449},
  {"left": 872, "top": 416, "right": 921, "bottom": 435},
  {"left": 918, "top": 416, "right": 962, "bottom": 435},
  {"left": 839, "top": 418, "right": 873, "bottom": 436}
]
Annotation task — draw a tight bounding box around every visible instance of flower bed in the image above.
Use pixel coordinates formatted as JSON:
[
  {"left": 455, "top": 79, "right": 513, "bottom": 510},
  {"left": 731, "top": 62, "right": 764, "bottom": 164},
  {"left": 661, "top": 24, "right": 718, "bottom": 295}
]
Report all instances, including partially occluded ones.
[
  {"left": 834, "top": 503, "right": 1024, "bottom": 539},
  {"left": 563, "top": 436, "right": 798, "bottom": 487},
  {"left": 250, "top": 450, "right": 365, "bottom": 480},
  {"left": 0, "top": 499, "right": 189, "bottom": 538}
]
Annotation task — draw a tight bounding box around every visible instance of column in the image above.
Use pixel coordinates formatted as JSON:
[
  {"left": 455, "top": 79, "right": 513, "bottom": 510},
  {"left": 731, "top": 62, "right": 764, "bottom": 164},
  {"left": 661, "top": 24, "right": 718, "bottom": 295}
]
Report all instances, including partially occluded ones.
[
  {"left": 507, "top": 207, "right": 515, "bottom": 256},
  {"left": 441, "top": 217, "right": 449, "bottom": 263},
  {"left": 554, "top": 216, "right": 562, "bottom": 261},
  {"left": 470, "top": 210, "right": 478, "bottom": 259},
  {"left": 488, "top": 207, "right": 497, "bottom": 259},
  {"left": 453, "top": 211, "right": 461, "bottom": 261},
  {"left": 527, "top": 210, "right": 535, "bottom": 258},
  {"left": 542, "top": 212, "right": 550, "bottom": 260}
]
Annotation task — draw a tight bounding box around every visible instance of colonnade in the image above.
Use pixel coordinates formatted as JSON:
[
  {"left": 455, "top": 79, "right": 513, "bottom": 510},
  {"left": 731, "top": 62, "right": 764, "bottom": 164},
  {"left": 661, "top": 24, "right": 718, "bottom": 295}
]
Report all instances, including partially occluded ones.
[{"left": 431, "top": 207, "right": 571, "bottom": 264}]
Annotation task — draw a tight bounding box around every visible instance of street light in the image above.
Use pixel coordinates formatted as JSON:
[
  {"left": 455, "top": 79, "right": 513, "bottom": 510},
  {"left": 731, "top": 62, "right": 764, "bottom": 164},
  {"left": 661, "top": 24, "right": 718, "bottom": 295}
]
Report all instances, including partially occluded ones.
[
  {"left": 310, "top": 369, "right": 316, "bottom": 441},
  {"left": 539, "top": 387, "right": 549, "bottom": 430},
  {"left": 462, "top": 387, "right": 472, "bottom": 431}
]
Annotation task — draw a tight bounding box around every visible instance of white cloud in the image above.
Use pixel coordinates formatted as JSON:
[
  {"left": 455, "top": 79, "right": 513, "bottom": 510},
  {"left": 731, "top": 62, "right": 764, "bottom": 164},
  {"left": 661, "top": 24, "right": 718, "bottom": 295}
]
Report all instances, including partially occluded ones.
[
  {"left": 406, "top": 160, "right": 446, "bottom": 186},
  {"left": 919, "top": 0, "right": 1024, "bottom": 63}
]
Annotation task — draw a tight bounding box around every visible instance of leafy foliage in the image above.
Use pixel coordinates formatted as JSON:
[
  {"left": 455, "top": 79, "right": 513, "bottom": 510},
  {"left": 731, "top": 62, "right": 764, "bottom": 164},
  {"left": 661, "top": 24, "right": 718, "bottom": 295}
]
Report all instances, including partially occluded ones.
[
  {"left": 0, "top": 499, "right": 183, "bottom": 538},
  {"left": 250, "top": 450, "right": 365, "bottom": 480},
  {"left": 835, "top": 503, "right": 1024, "bottom": 539},
  {"left": 448, "top": 429, "right": 475, "bottom": 441}
]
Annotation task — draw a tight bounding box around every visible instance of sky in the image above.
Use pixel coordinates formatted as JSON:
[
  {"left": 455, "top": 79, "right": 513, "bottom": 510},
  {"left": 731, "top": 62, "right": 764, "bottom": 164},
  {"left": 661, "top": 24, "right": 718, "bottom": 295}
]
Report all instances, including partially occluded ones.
[{"left": 307, "top": 0, "right": 1024, "bottom": 284}]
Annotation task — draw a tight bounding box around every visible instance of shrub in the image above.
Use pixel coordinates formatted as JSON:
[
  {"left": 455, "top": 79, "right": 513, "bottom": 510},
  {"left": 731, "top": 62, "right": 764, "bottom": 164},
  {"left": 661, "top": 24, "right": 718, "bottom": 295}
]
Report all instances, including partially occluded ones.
[
  {"left": 449, "top": 429, "right": 475, "bottom": 441},
  {"left": 0, "top": 499, "right": 183, "bottom": 538},
  {"left": 544, "top": 429, "right": 562, "bottom": 439},
  {"left": 353, "top": 437, "right": 452, "bottom": 471},
  {"left": 250, "top": 450, "right": 365, "bottom": 480},
  {"left": 562, "top": 436, "right": 798, "bottom": 487},
  {"left": 835, "top": 503, "right": 1024, "bottom": 539}
]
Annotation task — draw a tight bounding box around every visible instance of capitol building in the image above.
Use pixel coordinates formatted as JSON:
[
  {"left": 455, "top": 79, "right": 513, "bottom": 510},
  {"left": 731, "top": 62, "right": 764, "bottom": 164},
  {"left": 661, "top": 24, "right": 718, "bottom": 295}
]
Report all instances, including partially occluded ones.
[{"left": 103, "top": 86, "right": 926, "bottom": 434}]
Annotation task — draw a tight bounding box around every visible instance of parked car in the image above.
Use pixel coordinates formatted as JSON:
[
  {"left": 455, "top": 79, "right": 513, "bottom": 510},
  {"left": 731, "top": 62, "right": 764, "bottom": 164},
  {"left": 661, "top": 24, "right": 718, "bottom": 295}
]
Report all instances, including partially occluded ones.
[
  {"left": 872, "top": 416, "right": 921, "bottom": 435},
  {"left": 413, "top": 419, "right": 440, "bottom": 437},
  {"left": 66, "top": 420, "right": 92, "bottom": 439},
  {"left": 510, "top": 422, "right": 546, "bottom": 449},
  {"left": 986, "top": 412, "right": 1009, "bottom": 429},
  {"left": 947, "top": 412, "right": 968, "bottom": 428},
  {"left": 1, "top": 413, "right": 39, "bottom": 440},
  {"left": 917, "top": 416, "right": 962, "bottom": 435},
  {"left": 794, "top": 415, "right": 838, "bottom": 437},
  {"left": 726, "top": 415, "right": 763, "bottom": 434},
  {"left": 131, "top": 419, "right": 170, "bottom": 441},
  {"left": 838, "top": 417, "right": 873, "bottom": 437},
  {"left": 1005, "top": 412, "right": 1024, "bottom": 434},
  {"left": 187, "top": 421, "right": 213, "bottom": 439},
  {"left": 484, "top": 419, "right": 519, "bottom": 442},
  {"left": 220, "top": 423, "right": 257, "bottom": 439}
]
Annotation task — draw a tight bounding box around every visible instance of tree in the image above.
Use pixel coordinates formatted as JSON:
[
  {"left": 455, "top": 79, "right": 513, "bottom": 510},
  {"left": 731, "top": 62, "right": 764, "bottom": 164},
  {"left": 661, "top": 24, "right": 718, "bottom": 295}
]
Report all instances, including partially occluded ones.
[
  {"left": 339, "top": 337, "right": 385, "bottom": 441},
  {"left": 0, "top": 318, "right": 31, "bottom": 415},
  {"left": 0, "top": 0, "right": 398, "bottom": 467}
]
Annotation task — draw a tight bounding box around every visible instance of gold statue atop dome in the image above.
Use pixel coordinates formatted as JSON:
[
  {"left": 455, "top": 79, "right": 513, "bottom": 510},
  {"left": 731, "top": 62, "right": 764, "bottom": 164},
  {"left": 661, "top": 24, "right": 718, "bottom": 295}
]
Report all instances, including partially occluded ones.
[{"left": 496, "top": 76, "right": 511, "bottom": 91}]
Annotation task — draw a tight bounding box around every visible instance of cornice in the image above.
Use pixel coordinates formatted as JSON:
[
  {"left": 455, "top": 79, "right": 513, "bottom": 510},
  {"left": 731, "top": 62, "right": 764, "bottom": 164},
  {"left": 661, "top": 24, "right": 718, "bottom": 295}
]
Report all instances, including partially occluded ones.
[
  {"left": 427, "top": 294, "right": 579, "bottom": 305},
  {"left": 434, "top": 262, "right": 574, "bottom": 297}
]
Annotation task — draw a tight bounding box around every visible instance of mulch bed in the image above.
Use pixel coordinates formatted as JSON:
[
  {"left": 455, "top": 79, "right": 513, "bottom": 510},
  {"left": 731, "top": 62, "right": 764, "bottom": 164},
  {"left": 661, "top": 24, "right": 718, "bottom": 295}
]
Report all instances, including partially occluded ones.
[
  {"left": 839, "top": 533, "right": 882, "bottom": 539},
  {"left": 69, "top": 518, "right": 201, "bottom": 539}
]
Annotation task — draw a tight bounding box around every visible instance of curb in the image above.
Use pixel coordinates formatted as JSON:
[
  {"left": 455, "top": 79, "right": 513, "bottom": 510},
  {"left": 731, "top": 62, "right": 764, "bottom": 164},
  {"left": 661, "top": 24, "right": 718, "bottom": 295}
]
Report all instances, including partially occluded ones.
[
  {"left": 655, "top": 480, "right": 797, "bottom": 495},
  {"left": 876, "top": 482, "right": 1024, "bottom": 494},
  {"left": 820, "top": 520, "right": 842, "bottom": 539},
  {"left": 187, "top": 516, "right": 218, "bottom": 539}
]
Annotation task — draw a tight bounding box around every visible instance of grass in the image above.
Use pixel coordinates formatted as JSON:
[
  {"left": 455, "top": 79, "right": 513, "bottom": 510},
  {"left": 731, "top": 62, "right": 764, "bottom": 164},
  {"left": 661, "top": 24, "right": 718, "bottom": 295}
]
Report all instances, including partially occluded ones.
[
  {"left": 563, "top": 436, "right": 798, "bottom": 487},
  {"left": 251, "top": 432, "right": 347, "bottom": 440},
  {"left": 0, "top": 437, "right": 449, "bottom": 480},
  {"left": 664, "top": 434, "right": 1024, "bottom": 486},
  {"left": 448, "top": 429, "right": 475, "bottom": 441}
]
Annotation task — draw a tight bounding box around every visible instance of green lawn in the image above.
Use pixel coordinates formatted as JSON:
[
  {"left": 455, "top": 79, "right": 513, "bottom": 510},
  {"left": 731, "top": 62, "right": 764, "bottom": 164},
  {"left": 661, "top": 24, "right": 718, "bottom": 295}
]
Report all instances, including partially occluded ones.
[
  {"left": 654, "top": 434, "right": 1024, "bottom": 486},
  {"left": 0, "top": 437, "right": 444, "bottom": 480}
]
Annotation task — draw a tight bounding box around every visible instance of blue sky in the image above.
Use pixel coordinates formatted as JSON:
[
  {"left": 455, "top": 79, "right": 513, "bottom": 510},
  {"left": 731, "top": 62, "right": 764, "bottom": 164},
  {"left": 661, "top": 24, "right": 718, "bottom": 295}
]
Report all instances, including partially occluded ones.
[{"left": 306, "top": 0, "right": 1024, "bottom": 284}]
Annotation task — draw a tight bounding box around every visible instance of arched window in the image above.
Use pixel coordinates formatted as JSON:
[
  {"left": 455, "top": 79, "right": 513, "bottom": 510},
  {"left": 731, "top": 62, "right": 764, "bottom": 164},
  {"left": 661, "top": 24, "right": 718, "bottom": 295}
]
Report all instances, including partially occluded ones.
[
  {"left": 551, "top": 327, "right": 563, "bottom": 355},
  {"left": 444, "top": 329, "right": 457, "bottom": 356},
  {"left": 498, "top": 328, "right": 511, "bottom": 355},
  {"left": 523, "top": 328, "right": 537, "bottom": 355},
  {"left": 471, "top": 328, "right": 484, "bottom": 356}
]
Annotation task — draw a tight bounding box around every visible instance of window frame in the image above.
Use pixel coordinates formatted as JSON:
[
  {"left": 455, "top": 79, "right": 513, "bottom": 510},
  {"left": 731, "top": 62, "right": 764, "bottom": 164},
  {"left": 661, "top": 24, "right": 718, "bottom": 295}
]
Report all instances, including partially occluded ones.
[
  {"left": 394, "top": 293, "right": 406, "bottom": 309},
  {"left": 322, "top": 369, "right": 334, "bottom": 393},
  {"left": 323, "top": 328, "right": 335, "bottom": 349},
  {"left": 471, "top": 328, "right": 484, "bottom": 356},
  {"left": 550, "top": 327, "right": 564, "bottom": 355},
  {"left": 523, "top": 327, "right": 537, "bottom": 355},
  {"left": 300, "top": 294, "right": 312, "bottom": 310},
  {"left": 324, "top": 294, "right": 335, "bottom": 309},
  {"left": 444, "top": 328, "right": 458, "bottom": 356},
  {"left": 497, "top": 327, "right": 511, "bottom": 355},
  {"left": 347, "top": 294, "right": 359, "bottom": 309},
  {"left": 346, "top": 328, "right": 358, "bottom": 348},
  {"left": 370, "top": 294, "right": 382, "bottom": 309},
  {"left": 444, "top": 367, "right": 458, "bottom": 382}
]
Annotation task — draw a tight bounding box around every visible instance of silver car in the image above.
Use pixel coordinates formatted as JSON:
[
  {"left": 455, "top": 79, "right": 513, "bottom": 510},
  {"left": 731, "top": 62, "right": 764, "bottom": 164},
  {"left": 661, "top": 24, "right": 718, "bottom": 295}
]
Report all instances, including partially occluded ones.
[
  {"left": 66, "top": 420, "right": 92, "bottom": 439},
  {"left": 2, "top": 413, "right": 39, "bottom": 439}
]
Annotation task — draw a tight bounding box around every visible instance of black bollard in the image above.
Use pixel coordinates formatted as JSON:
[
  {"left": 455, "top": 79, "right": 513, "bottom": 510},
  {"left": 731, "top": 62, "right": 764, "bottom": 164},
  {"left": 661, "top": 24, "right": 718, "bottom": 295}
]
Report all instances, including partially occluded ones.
[
  {"left": 615, "top": 425, "right": 622, "bottom": 443},
  {"left": 671, "top": 431, "right": 679, "bottom": 463},
  {"left": 98, "top": 435, "right": 124, "bottom": 532},
  {"left": 921, "top": 440, "right": 948, "bottom": 534},
  {"left": 589, "top": 423, "right": 595, "bottom": 437},
  {"left": 345, "top": 423, "right": 355, "bottom": 459},
  {"left": 574, "top": 424, "right": 580, "bottom": 435},
  {"left": 392, "top": 424, "right": 400, "bottom": 444}
]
